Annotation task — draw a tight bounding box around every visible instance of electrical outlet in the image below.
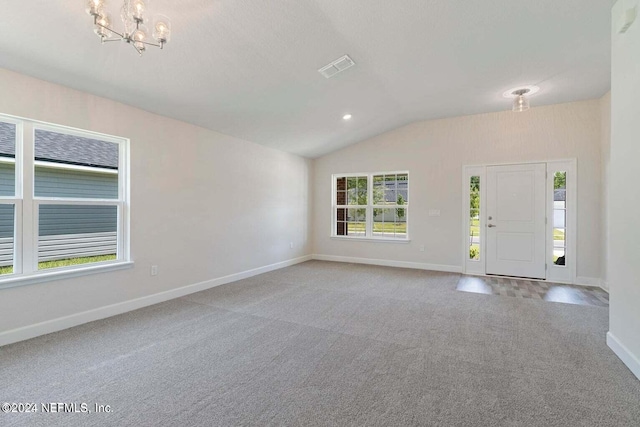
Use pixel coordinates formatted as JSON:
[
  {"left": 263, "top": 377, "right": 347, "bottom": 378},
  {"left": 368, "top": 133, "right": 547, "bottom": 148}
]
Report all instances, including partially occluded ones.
[
  {"left": 151, "top": 265, "right": 158, "bottom": 276},
  {"left": 419, "top": 245, "right": 425, "bottom": 252},
  {"left": 290, "top": 242, "right": 294, "bottom": 249}
]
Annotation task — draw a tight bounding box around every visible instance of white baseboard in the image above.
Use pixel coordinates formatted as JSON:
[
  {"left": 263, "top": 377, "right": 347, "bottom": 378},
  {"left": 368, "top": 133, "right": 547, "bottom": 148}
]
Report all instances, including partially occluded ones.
[
  {"left": 607, "top": 332, "right": 640, "bottom": 381},
  {"left": 312, "top": 254, "right": 462, "bottom": 273},
  {"left": 575, "top": 276, "right": 608, "bottom": 292},
  {"left": 0, "top": 255, "right": 312, "bottom": 348}
]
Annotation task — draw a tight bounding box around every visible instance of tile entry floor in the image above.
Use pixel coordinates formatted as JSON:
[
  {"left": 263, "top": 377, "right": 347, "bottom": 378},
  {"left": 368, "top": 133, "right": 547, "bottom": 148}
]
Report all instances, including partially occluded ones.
[{"left": 456, "top": 275, "right": 609, "bottom": 307}]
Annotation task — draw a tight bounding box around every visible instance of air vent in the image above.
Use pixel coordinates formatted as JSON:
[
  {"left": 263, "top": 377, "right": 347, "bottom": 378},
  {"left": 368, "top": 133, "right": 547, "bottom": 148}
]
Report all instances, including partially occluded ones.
[{"left": 318, "top": 55, "right": 355, "bottom": 79}]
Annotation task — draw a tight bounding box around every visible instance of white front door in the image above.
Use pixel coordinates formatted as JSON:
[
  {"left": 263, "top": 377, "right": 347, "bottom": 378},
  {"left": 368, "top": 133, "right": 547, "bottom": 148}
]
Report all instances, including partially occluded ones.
[{"left": 486, "top": 163, "right": 546, "bottom": 279}]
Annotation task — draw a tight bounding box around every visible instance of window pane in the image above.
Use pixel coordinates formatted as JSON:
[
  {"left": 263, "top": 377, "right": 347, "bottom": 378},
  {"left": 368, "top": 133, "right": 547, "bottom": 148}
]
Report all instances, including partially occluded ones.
[
  {"left": 553, "top": 171, "right": 567, "bottom": 267},
  {"left": 336, "top": 177, "right": 347, "bottom": 208},
  {"left": 336, "top": 208, "right": 346, "bottom": 236},
  {"left": 0, "top": 122, "right": 16, "bottom": 197},
  {"left": 373, "top": 175, "right": 385, "bottom": 205},
  {"left": 0, "top": 204, "right": 15, "bottom": 275},
  {"left": 397, "top": 173, "right": 409, "bottom": 203},
  {"left": 345, "top": 208, "right": 366, "bottom": 236},
  {"left": 373, "top": 208, "right": 407, "bottom": 238},
  {"left": 38, "top": 204, "right": 117, "bottom": 270},
  {"left": 34, "top": 129, "right": 119, "bottom": 199},
  {"left": 469, "top": 176, "right": 480, "bottom": 260},
  {"left": 384, "top": 174, "right": 396, "bottom": 205},
  {"left": 346, "top": 176, "right": 367, "bottom": 205},
  {"left": 554, "top": 171, "right": 566, "bottom": 190}
]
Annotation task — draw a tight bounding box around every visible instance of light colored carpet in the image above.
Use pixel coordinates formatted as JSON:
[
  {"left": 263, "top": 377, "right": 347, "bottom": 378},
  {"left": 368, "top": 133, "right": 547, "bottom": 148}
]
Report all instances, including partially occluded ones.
[{"left": 1, "top": 260, "right": 639, "bottom": 426}]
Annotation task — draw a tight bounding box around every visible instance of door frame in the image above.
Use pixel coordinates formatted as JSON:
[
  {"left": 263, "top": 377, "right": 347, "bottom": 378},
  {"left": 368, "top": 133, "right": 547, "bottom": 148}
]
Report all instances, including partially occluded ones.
[{"left": 462, "top": 159, "right": 577, "bottom": 284}]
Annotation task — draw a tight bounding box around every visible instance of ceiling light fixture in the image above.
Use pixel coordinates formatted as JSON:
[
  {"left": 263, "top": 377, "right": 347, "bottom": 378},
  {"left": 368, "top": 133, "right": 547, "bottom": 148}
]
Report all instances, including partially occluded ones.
[
  {"left": 503, "top": 85, "right": 540, "bottom": 113},
  {"left": 343, "top": 114, "right": 352, "bottom": 121},
  {"left": 86, "top": 0, "right": 171, "bottom": 56},
  {"left": 512, "top": 89, "right": 531, "bottom": 112}
]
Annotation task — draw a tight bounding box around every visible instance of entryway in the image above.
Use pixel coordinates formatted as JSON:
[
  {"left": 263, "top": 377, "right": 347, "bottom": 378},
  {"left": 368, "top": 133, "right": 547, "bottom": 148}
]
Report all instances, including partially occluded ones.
[{"left": 463, "top": 160, "right": 576, "bottom": 284}]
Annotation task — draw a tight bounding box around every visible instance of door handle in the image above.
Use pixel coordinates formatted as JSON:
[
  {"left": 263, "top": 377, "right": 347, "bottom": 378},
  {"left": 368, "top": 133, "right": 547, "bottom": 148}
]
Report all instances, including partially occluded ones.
[{"left": 488, "top": 224, "right": 496, "bottom": 228}]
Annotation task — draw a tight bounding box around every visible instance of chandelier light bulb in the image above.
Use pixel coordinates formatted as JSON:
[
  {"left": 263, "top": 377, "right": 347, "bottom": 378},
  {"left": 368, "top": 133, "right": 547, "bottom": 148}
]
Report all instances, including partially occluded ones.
[
  {"left": 94, "top": 13, "right": 112, "bottom": 38},
  {"left": 153, "top": 16, "right": 171, "bottom": 43},
  {"left": 86, "top": 0, "right": 105, "bottom": 16},
  {"left": 131, "top": 0, "right": 146, "bottom": 21},
  {"left": 133, "top": 28, "right": 147, "bottom": 53}
]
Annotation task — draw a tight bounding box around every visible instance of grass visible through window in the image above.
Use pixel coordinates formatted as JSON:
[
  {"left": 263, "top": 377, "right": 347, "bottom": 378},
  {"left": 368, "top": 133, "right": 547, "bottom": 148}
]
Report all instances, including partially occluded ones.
[
  {"left": 348, "top": 223, "right": 407, "bottom": 234},
  {"left": 39, "top": 254, "right": 117, "bottom": 270},
  {"left": 0, "top": 254, "right": 117, "bottom": 275}
]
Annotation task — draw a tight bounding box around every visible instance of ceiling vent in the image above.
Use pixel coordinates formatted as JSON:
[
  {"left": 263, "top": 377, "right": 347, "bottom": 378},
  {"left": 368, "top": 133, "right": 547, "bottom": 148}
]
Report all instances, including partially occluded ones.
[{"left": 318, "top": 55, "right": 355, "bottom": 79}]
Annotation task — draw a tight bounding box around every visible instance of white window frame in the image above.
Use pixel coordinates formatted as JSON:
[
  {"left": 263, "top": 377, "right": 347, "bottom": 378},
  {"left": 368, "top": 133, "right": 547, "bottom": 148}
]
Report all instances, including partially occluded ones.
[
  {"left": 331, "top": 171, "right": 410, "bottom": 242},
  {"left": 0, "top": 114, "right": 132, "bottom": 289},
  {"left": 462, "top": 166, "right": 485, "bottom": 276}
]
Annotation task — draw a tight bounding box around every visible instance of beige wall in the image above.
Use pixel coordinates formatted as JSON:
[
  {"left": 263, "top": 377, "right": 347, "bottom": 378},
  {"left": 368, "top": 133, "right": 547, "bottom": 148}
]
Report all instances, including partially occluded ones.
[
  {"left": 0, "top": 67, "right": 313, "bottom": 333},
  {"left": 313, "top": 99, "right": 604, "bottom": 281},
  {"left": 608, "top": 0, "right": 640, "bottom": 379}
]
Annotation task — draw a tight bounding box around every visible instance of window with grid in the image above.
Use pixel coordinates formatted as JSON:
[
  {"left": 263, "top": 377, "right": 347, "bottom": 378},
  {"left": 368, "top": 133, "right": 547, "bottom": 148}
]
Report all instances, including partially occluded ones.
[
  {"left": 0, "top": 115, "right": 129, "bottom": 284},
  {"left": 333, "top": 172, "right": 409, "bottom": 240}
]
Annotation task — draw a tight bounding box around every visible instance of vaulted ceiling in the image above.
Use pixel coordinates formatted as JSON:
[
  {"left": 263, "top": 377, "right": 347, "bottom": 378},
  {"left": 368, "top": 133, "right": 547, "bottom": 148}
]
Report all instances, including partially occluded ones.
[{"left": 0, "top": 1, "right": 614, "bottom": 157}]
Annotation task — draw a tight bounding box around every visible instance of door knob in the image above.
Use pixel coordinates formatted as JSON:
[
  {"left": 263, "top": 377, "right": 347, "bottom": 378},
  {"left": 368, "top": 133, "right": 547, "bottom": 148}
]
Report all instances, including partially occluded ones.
[{"left": 488, "top": 224, "right": 496, "bottom": 228}]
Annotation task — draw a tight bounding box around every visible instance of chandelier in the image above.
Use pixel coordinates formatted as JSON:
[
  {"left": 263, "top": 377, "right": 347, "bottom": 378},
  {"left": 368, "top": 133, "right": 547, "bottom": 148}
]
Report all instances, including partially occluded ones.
[{"left": 86, "top": 0, "right": 171, "bottom": 56}]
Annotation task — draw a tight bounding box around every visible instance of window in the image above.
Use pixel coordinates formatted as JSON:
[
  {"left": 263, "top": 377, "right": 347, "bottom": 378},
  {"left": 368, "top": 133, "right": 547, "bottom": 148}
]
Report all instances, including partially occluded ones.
[
  {"left": 469, "top": 176, "right": 480, "bottom": 260},
  {"left": 553, "top": 171, "right": 566, "bottom": 266},
  {"left": 333, "top": 172, "right": 409, "bottom": 240},
  {"left": 0, "top": 115, "right": 129, "bottom": 284}
]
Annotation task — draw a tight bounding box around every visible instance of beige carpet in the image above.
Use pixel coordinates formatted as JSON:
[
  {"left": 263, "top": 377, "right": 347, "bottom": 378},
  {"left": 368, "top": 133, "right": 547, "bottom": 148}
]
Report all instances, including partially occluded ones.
[{"left": 1, "top": 260, "right": 639, "bottom": 426}]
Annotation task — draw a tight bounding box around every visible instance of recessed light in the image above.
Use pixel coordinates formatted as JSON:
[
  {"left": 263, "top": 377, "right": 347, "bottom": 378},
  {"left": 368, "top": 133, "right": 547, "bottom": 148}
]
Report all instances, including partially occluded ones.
[{"left": 343, "top": 114, "right": 352, "bottom": 120}]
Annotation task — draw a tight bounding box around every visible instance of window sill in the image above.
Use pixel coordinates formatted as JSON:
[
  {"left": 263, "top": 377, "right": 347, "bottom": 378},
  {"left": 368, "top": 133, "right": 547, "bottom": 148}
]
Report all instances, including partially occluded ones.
[
  {"left": 330, "top": 236, "right": 411, "bottom": 244},
  {"left": 0, "top": 261, "right": 135, "bottom": 290}
]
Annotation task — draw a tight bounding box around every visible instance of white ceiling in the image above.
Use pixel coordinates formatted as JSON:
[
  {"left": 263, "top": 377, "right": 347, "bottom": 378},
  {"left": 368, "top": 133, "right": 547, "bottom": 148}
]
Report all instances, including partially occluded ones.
[{"left": 0, "top": 1, "right": 614, "bottom": 158}]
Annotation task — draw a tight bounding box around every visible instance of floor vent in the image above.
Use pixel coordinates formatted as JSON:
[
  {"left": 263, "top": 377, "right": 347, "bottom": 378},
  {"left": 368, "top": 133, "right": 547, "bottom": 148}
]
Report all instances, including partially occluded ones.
[{"left": 318, "top": 55, "right": 355, "bottom": 79}]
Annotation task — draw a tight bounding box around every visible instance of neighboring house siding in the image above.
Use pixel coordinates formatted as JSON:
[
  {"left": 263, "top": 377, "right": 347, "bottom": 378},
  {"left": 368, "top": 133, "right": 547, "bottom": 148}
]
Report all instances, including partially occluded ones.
[
  {"left": 35, "top": 166, "right": 118, "bottom": 199},
  {"left": 0, "top": 205, "right": 14, "bottom": 266},
  {"left": 0, "top": 204, "right": 13, "bottom": 239},
  {"left": 0, "top": 162, "right": 14, "bottom": 196},
  {"left": 39, "top": 205, "right": 117, "bottom": 236},
  {"left": 37, "top": 168, "right": 118, "bottom": 236}
]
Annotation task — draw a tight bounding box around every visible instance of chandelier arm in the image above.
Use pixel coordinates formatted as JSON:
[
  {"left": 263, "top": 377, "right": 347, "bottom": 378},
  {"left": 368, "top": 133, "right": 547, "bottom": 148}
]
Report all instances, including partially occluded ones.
[
  {"left": 132, "top": 43, "right": 144, "bottom": 56},
  {"left": 95, "top": 21, "right": 126, "bottom": 39},
  {"left": 137, "top": 40, "right": 163, "bottom": 48},
  {"left": 102, "top": 38, "right": 123, "bottom": 43}
]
